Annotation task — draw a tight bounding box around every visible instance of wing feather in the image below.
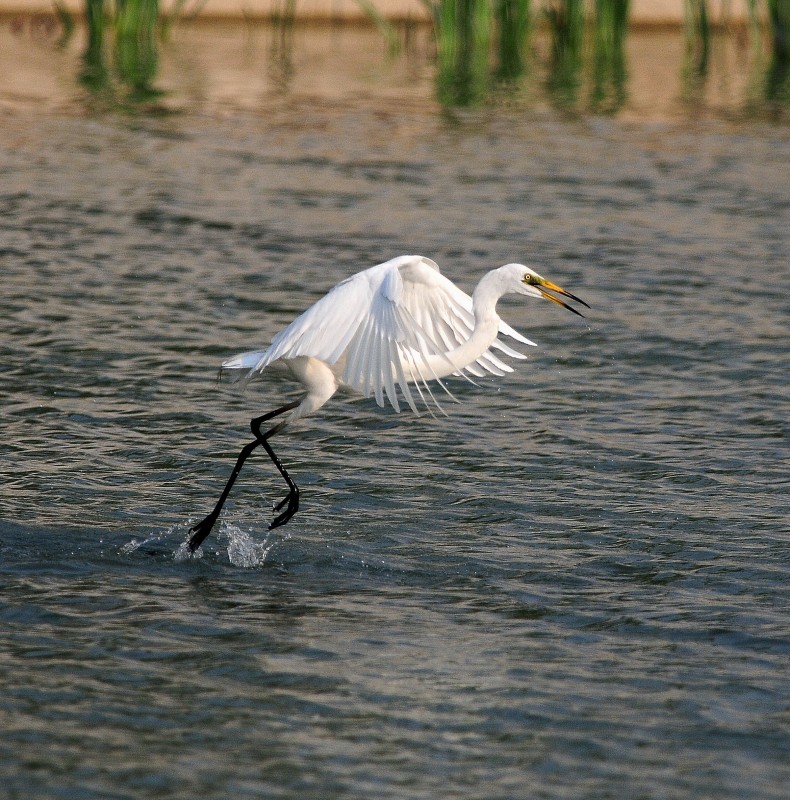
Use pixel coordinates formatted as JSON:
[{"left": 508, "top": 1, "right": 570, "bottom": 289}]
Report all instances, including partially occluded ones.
[
  {"left": 397, "top": 265, "right": 533, "bottom": 380},
  {"left": 226, "top": 255, "right": 535, "bottom": 413}
]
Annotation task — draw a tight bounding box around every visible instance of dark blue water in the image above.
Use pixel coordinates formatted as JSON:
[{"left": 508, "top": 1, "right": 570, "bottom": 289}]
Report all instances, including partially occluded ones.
[{"left": 1, "top": 26, "right": 789, "bottom": 800}]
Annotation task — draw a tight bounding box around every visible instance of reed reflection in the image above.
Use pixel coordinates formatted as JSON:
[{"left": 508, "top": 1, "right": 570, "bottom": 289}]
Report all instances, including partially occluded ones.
[
  {"left": 54, "top": 0, "right": 790, "bottom": 114},
  {"left": 77, "top": 0, "right": 162, "bottom": 106},
  {"left": 544, "top": 0, "right": 584, "bottom": 108},
  {"left": 764, "top": 0, "right": 790, "bottom": 105},
  {"left": 589, "top": 0, "right": 628, "bottom": 112}
]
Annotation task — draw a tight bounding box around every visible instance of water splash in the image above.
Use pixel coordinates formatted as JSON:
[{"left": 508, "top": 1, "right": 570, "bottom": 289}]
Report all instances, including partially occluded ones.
[
  {"left": 121, "top": 526, "right": 181, "bottom": 557},
  {"left": 126, "top": 522, "right": 279, "bottom": 566},
  {"left": 173, "top": 539, "right": 200, "bottom": 563},
  {"left": 225, "top": 523, "right": 278, "bottom": 568}
]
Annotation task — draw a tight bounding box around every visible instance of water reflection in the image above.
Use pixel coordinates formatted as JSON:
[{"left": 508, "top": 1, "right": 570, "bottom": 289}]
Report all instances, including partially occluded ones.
[
  {"left": 434, "top": 0, "right": 630, "bottom": 111},
  {"left": 544, "top": 0, "right": 584, "bottom": 108},
  {"left": 113, "top": 0, "right": 160, "bottom": 101},
  {"left": 434, "top": 0, "right": 788, "bottom": 114},
  {"left": 4, "top": 4, "right": 789, "bottom": 117},
  {"left": 75, "top": 0, "right": 162, "bottom": 106},
  {"left": 269, "top": 0, "right": 297, "bottom": 93},
  {"left": 589, "top": 0, "right": 628, "bottom": 112},
  {"left": 80, "top": 0, "right": 108, "bottom": 92},
  {"left": 435, "top": 0, "right": 495, "bottom": 106},
  {"left": 765, "top": 0, "right": 790, "bottom": 105},
  {"left": 493, "top": 0, "right": 530, "bottom": 83}
]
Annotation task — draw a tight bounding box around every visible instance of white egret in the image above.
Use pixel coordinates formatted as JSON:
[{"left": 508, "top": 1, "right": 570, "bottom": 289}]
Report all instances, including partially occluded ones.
[{"left": 187, "top": 255, "right": 588, "bottom": 552}]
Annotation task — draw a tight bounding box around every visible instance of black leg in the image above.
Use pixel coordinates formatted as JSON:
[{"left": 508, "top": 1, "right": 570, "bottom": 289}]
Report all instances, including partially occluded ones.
[
  {"left": 186, "top": 438, "right": 261, "bottom": 553},
  {"left": 250, "top": 415, "right": 300, "bottom": 530},
  {"left": 261, "top": 438, "right": 300, "bottom": 529},
  {"left": 187, "top": 400, "right": 300, "bottom": 552}
]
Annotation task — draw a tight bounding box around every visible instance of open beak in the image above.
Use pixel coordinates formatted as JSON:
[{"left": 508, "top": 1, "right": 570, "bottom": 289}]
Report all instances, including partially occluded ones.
[{"left": 535, "top": 278, "right": 590, "bottom": 318}]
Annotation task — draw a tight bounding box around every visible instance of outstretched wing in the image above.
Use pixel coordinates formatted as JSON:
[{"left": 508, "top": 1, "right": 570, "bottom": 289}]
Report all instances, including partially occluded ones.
[
  {"left": 225, "top": 255, "right": 534, "bottom": 412},
  {"left": 220, "top": 268, "right": 374, "bottom": 377}
]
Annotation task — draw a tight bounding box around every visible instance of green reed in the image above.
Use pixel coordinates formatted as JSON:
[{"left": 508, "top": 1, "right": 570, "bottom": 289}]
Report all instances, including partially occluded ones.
[
  {"left": 56, "top": 0, "right": 789, "bottom": 112},
  {"left": 428, "top": 0, "right": 631, "bottom": 109},
  {"left": 431, "top": 0, "right": 785, "bottom": 110},
  {"left": 764, "top": 0, "right": 790, "bottom": 103},
  {"left": 495, "top": 0, "right": 532, "bottom": 82},
  {"left": 114, "top": 0, "right": 160, "bottom": 100},
  {"left": 540, "top": 0, "right": 630, "bottom": 112},
  {"left": 80, "top": 0, "right": 108, "bottom": 91},
  {"left": 269, "top": 0, "right": 297, "bottom": 92},
  {"left": 685, "top": 0, "right": 789, "bottom": 109},
  {"left": 434, "top": 0, "right": 494, "bottom": 104},
  {"left": 67, "top": 0, "right": 163, "bottom": 106},
  {"left": 590, "top": 0, "right": 628, "bottom": 110},
  {"left": 543, "top": 0, "right": 584, "bottom": 105},
  {"left": 683, "top": 0, "right": 710, "bottom": 93}
]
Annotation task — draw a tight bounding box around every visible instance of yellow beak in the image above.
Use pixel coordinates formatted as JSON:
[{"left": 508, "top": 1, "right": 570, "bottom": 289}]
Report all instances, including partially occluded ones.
[{"left": 535, "top": 278, "right": 590, "bottom": 317}]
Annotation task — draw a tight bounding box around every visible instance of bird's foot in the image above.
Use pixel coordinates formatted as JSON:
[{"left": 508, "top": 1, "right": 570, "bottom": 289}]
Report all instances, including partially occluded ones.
[
  {"left": 270, "top": 488, "right": 299, "bottom": 530},
  {"left": 187, "top": 512, "right": 219, "bottom": 553}
]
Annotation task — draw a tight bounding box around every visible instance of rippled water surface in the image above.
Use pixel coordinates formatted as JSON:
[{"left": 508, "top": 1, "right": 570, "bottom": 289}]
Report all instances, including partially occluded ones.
[{"left": 2, "top": 25, "right": 789, "bottom": 800}]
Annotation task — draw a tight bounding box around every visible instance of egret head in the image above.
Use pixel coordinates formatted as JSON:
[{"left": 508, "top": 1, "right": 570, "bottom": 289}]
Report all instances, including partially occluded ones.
[{"left": 506, "top": 264, "right": 590, "bottom": 317}]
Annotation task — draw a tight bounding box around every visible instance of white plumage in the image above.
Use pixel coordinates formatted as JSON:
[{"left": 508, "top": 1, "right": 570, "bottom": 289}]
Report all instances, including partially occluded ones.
[
  {"left": 222, "top": 255, "right": 538, "bottom": 417},
  {"left": 187, "top": 254, "right": 587, "bottom": 551}
]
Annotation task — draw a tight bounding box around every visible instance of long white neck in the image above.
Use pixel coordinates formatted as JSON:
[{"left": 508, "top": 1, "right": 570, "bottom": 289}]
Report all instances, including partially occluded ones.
[{"left": 403, "top": 269, "right": 507, "bottom": 382}]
